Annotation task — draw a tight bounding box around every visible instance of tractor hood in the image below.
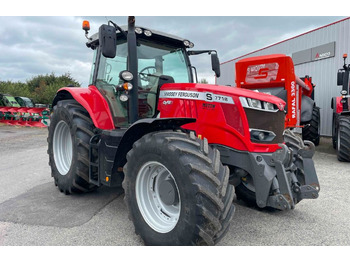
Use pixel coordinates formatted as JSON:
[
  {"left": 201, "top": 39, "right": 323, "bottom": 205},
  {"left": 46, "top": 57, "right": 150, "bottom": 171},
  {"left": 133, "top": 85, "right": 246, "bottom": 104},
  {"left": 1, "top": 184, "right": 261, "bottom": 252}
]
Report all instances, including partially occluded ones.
[{"left": 159, "top": 83, "right": 286, "bottom": 111}]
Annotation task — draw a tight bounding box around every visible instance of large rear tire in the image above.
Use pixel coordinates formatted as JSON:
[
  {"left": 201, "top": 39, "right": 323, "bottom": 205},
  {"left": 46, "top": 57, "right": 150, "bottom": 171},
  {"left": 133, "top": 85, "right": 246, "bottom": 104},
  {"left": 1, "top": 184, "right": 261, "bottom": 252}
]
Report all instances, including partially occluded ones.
[
  {"left": 47, "top": 99, "right": 98, "bottom": 194},
  {"left": 302, "top": 106, "right": 320, "bottom": 146},
  {"left": 123, "top": 131, "right": 235, "bottom": 245},
  {"left": 337, "top": 116, "right": 350, "bottom": 162}
]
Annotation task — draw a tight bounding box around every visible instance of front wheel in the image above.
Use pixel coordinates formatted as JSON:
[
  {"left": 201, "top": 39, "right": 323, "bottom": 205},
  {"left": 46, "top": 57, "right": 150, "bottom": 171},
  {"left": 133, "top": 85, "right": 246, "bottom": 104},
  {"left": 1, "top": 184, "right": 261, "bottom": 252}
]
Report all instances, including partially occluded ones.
[
  {"left": 122, "top": 131, "right": 235, "bottom": 245},
  {"left": 337, "top": 116, "right": 350, "bottom": 162}
]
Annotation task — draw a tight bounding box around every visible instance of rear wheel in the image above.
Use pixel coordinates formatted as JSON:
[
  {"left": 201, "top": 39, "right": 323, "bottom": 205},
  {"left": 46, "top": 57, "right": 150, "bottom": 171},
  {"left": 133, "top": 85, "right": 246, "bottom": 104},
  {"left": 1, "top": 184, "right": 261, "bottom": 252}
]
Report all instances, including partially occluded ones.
[
  {"left": 337, "top": 116, "right": 350, "bottom": 162},
  {"left": 302, "top": 106, "right": 320, "bottom": 146},
  {"left": 48, "top": 99, "right": 98, "bottom": 194},
  {"left": 123, "top": 131, "right": 235, "bottom": 245}
]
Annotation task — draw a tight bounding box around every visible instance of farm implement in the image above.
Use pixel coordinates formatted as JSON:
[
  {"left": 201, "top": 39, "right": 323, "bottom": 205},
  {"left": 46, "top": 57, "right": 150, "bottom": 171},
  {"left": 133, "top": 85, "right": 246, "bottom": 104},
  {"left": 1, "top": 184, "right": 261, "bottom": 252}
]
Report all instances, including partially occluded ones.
[{"left": 0, "top": 106, "right": 50, "bottom": 127}]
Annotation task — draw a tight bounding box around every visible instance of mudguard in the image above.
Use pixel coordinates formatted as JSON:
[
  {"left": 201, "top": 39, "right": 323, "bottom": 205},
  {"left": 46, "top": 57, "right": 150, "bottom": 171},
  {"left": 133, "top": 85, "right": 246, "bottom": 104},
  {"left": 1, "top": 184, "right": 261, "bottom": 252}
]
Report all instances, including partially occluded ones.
[
  {"left": 93, "top": 117, "right": 196, "bottom": 187},
  {"left": 52, "top": 85, "right": 115, "bottom": 130},
  {"left": 331, "top": 96, "right": 343, "bottom": 114}
]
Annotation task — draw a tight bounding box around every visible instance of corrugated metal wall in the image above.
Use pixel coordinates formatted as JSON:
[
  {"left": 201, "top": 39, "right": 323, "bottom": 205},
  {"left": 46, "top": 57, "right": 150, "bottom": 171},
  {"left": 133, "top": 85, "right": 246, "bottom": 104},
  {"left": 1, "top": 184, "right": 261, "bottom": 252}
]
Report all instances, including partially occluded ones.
[{"left": 218, "top": 18, "right": 350, "bottom": 136}]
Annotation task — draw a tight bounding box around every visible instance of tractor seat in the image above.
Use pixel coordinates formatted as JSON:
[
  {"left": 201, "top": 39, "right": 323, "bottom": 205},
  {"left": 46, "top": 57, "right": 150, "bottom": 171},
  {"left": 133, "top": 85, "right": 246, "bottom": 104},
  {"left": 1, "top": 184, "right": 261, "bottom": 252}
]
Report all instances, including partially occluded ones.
[{"left": 157, "top": 75, "right": 175, "bottom": 89}]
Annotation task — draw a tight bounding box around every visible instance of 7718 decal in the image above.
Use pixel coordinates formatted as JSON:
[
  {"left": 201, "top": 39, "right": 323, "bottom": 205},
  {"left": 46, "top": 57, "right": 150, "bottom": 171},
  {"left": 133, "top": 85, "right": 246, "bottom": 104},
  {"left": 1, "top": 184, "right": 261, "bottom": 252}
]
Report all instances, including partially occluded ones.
[{"left": 159, "top": 90, "right": 234, "bottom": 105}]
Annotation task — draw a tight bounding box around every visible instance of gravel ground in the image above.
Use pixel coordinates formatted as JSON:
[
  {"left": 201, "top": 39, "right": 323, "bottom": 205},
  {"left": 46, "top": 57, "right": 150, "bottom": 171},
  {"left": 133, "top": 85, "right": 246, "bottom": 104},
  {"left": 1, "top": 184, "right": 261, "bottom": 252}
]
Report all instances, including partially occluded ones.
[{"left": 0, "top": 124, "right": 349, "bottom": 250}]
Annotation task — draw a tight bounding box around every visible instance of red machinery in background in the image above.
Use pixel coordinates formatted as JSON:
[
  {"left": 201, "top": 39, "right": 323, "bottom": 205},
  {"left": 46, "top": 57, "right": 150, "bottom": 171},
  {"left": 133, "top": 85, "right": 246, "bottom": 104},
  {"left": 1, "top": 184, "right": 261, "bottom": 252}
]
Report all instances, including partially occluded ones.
[{"left": 235, "top": 54, "right": 320, "bottom": 145}]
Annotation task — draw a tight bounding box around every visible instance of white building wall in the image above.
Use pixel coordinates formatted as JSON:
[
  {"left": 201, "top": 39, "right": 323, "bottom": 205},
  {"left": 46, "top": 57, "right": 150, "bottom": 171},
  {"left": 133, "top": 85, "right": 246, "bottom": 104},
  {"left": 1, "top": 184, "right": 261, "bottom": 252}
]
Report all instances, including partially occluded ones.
[{"left": 218, "top": 18, "right": 350, "bottom": 136}]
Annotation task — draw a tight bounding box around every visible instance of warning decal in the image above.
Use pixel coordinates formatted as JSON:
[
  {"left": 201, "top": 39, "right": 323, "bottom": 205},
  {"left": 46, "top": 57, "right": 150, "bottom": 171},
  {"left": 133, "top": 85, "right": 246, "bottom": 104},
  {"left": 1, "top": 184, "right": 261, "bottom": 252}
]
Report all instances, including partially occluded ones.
[{"left": 159, "top": 90, "right": 234, "bottom": 104}]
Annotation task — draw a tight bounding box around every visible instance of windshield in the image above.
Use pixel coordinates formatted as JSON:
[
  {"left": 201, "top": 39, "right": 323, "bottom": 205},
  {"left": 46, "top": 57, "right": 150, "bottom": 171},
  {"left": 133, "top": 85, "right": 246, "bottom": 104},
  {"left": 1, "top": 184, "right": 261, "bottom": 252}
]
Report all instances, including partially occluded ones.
[
  {"left": 93, "top": 38, "right": 191, "bottom": 127},
  {"left": 22, "top": 97, "right": 34, "bottom": 107}
]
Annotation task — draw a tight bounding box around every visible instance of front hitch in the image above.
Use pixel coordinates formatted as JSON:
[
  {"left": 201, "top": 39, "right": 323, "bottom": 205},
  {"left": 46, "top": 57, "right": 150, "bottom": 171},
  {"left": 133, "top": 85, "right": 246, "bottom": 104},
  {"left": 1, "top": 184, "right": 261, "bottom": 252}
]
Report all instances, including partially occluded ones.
[
  {"left": 283, "top": 130, "right": 320, "bottom": 204},
  {"left": 256, "top": 139, "right": 319, "bottom": 211}
]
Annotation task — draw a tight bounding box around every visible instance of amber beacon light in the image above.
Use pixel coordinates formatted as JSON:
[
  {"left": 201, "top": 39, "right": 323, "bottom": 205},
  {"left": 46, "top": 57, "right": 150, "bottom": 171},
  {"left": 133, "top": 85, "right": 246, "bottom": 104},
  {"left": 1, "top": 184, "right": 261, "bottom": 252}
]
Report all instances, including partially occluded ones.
[{"left": 82, "top": 20, "right": 90, "bottom": 32}]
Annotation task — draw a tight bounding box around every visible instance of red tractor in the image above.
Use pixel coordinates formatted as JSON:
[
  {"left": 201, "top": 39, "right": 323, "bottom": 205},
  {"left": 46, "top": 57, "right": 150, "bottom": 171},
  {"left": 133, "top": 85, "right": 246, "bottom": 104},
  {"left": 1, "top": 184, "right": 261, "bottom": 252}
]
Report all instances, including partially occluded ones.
[
  {"left": 331, "top": 54, "right": 350, "bottom": 161},
  {"left": 235, "top": 54, "right": 321, "bottom": 145},
  {"left": 47, "top": 17, "right": 319, "bottom": 246}
]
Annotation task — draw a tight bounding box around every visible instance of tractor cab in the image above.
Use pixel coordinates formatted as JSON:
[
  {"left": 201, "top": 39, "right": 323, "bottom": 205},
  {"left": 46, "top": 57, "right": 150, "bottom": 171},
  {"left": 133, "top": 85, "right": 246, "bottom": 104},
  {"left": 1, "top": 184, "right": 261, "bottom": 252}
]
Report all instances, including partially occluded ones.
[{"left": 84, "top": 19, "right": 220, "bottom": 128}]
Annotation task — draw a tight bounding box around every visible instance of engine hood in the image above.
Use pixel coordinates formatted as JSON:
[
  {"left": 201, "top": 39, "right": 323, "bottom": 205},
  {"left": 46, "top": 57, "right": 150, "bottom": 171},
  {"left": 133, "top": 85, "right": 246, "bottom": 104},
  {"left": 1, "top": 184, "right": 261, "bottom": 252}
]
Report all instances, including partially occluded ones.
[{"left": 160, "top": 83, "right": 286, "bottom": 111}]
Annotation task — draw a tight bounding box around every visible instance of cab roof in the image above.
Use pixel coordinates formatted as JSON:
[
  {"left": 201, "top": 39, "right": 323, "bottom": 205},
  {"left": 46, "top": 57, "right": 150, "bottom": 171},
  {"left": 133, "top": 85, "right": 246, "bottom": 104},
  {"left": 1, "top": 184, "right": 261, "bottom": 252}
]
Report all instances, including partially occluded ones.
[{"left": 86, "top": 25, "right": 193, "bottom": 50}]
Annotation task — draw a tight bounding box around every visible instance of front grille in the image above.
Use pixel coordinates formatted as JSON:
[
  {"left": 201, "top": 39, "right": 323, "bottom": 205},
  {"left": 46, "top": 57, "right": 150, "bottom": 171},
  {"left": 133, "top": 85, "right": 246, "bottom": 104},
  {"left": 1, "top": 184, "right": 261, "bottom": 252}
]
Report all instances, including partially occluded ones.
[{"left": 244, "top": 108, "right": 285, "bottom": 144}]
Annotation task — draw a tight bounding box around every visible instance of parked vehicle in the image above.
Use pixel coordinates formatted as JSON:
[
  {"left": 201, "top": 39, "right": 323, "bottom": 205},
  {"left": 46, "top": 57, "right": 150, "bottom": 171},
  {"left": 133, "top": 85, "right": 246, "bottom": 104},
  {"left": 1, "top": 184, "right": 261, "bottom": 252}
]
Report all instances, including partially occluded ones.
[
  {"left": 235, "top": 54, "right": 320, "bottom": 145},
  {"left": 15, "top": 96, "right": 35, "bottom": 107},
  {"left": 48, "top": 17, "right": 319, "bottom": 246},
  {"left": 331, "top": 54, "right": 350, "bottom": 161}
]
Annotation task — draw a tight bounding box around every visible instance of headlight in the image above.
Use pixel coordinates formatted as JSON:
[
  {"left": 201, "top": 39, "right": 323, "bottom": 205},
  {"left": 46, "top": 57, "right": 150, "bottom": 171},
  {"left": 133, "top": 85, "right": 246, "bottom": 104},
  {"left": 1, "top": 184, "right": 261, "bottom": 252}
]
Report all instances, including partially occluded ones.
[
  {"left": 250, "top": 128, "right": 276, "bottom": 142},
  {"left": 183, "top": 40, "right": 194, "bottom": 48},
  {"left": 247, "top": 98, "right": 262, "bottom": 109},
  {"left": 120, "top": 94, "right": 129, "bottom": 102},
  {"left": 263, "top": 102, "right": 275, "bottom": 111},
  {"left": 144, "top": 30, "right": 152, "bottom": 37},
  {"left": 240, "top": 97, "right": 278, "bottom": 112},
  {"left": 119, "top": 70, "right": 133, "bottom": 81},
  {"left": 135, "top": 27, "right": 143, "bottom": 34}
]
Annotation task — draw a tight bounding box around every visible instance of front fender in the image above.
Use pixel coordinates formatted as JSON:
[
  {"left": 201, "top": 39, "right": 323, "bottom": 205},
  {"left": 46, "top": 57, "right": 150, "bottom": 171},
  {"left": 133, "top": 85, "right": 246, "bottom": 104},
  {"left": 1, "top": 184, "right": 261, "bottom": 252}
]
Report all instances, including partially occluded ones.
[
  {"left": 109, "top": 117, "right": 196, "bottom": 180},
  {"left": 52, "top": 85, "right": 114, "bottom": 130}
]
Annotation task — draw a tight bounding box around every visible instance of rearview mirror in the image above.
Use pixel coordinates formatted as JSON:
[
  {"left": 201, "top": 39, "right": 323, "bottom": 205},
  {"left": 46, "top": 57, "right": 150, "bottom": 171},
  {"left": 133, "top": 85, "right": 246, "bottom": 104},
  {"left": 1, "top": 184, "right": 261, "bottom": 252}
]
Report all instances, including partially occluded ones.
[
  {"left": 211, "top": 53, "right": 221, "bottom": 78},
  {"left": 337, "top": 70, "right": 344, "bottom": 86},
  {"left": 99, "top": 24, "right": 117, "bottom": 59}
]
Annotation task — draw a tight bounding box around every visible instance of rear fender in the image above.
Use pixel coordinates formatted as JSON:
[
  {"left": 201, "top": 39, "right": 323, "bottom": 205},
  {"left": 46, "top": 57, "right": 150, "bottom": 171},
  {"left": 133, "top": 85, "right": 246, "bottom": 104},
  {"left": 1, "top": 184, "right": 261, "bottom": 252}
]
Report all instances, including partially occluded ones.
[{"left": 52, "top": 85, "right": 114, "bottom": 130}]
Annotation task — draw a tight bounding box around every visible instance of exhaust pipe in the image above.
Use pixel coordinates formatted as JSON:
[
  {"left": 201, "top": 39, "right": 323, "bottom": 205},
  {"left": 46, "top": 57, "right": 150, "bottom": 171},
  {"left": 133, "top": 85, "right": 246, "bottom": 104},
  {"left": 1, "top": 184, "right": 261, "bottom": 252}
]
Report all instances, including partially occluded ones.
[{"left": 127, "top": 16, "right": 139, "bottom": 124}]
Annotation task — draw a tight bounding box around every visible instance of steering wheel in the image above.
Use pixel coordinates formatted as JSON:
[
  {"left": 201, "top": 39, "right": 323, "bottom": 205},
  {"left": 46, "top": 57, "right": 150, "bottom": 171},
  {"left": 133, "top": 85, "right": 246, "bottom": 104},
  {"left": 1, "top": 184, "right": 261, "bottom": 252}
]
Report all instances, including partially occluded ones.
[{"left": 139, "top": 66, "right": 157, "bottom": 82}]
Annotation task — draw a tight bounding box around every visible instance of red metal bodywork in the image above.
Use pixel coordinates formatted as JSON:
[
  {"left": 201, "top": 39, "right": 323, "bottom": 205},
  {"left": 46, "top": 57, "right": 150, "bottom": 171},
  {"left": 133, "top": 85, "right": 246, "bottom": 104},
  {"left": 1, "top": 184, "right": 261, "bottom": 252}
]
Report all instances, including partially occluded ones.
[
  {"left": 157, "top": 83, "right": 285, "bottom": 153},
  {"left": 57, "top": 85, "right": 115, "bottom": 130},
  {"left": 235, "top": 54, "right": 314, "bottom": 128},
  {"left": 61, "top": 83, "right": 286, "bottom": 153},
  {"left": 335, "top": 97, "right": 343, "bottom": 113}
]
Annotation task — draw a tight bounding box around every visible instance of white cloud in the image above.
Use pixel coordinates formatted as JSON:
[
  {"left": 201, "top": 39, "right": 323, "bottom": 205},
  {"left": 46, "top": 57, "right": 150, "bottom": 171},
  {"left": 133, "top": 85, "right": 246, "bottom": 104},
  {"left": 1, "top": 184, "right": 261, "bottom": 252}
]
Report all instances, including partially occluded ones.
[{"left": 0, "top": 15, "right": 347, "bottom": 88}]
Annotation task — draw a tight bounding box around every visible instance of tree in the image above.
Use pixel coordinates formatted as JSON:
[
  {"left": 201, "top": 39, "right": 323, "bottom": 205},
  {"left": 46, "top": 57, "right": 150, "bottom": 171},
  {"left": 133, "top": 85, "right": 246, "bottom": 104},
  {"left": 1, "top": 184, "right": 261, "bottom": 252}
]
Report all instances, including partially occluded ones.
[{"left": 0, "top": 73, "right": 80, "bottom": 105}]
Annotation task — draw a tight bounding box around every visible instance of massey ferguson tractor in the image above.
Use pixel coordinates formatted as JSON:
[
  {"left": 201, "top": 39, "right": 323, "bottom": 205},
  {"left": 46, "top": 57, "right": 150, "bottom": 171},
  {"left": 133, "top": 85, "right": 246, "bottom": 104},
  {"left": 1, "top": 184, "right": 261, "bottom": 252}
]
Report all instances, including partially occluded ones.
[
  {"left": 235, "top": 54, "right": 321, "bottom": 146},
  {"left": 47, "top": 17, "right": 319, "bottom": 246},
  {"left": 331, "top": 54, "right": 350, "bottom": 161}
]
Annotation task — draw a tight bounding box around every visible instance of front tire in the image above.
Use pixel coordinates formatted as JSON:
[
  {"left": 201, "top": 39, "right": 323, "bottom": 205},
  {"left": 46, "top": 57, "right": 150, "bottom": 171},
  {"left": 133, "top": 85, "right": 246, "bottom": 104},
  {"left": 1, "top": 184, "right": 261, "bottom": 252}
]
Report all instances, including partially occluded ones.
[
  {"left": 337, "top": 116, "right": 350, "bottom": 162},
  {"left": 47, "top": 99, "right": 98, "bottom": 194},
  {"left": 123, "top": 131, "right": 235, "bottom": 245}
]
